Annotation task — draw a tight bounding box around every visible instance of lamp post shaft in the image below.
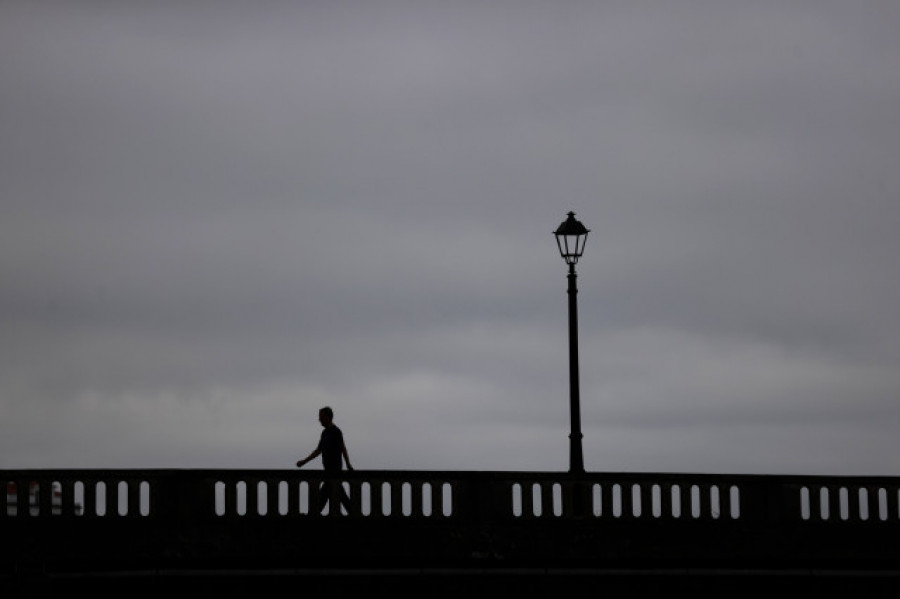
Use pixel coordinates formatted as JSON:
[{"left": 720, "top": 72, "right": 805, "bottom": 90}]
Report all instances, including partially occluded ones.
[{"left": 567, "top": 262, "right": 585, "bottom": 473}]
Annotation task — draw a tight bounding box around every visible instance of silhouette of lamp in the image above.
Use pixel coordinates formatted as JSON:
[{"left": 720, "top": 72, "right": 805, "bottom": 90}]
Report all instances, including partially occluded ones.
[{"left": 554, "top": 211, "right": 589, "bottom": 473}]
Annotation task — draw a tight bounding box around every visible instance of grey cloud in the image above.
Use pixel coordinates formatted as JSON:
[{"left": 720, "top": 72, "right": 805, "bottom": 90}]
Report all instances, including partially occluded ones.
[{"left": 2, "top": 1, "right": 899, "bottom": 475}]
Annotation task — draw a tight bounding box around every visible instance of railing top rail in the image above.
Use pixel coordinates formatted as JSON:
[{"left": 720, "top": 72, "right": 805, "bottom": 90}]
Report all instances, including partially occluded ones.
[{"left": 3, "top": 468, "right": 899, "bottom": 484}]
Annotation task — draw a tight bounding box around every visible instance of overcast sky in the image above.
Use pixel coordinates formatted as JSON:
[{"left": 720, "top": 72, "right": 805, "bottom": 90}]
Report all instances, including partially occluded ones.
[{"left": 2, "top": 1, "right": 898, "bottom": 476}]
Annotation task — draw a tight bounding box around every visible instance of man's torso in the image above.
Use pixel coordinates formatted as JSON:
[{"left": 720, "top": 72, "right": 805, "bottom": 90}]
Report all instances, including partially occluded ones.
[{"left": 318, "top": 425, "right": 344, "bottom": 471}]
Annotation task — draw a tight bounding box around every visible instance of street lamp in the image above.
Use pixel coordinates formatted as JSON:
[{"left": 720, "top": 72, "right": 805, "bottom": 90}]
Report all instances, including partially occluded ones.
[{"left": 554, "top": 211, "right": 589, "bottom": 473}]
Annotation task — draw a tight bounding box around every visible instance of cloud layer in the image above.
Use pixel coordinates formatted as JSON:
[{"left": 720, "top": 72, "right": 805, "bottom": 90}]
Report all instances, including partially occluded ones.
[{"left": 2, "top": 1, "right": 899, "bottom": 475}]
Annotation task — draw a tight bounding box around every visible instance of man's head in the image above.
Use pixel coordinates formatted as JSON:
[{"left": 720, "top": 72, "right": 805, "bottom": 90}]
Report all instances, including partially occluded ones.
[{"left": 318, "top": 406, "right": 334, "bottom": 427}]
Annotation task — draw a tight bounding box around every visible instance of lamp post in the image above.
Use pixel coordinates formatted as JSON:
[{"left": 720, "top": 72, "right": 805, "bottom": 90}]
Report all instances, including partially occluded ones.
[{"left": 554, "top": 211, "right": 589, "bottom": 474}]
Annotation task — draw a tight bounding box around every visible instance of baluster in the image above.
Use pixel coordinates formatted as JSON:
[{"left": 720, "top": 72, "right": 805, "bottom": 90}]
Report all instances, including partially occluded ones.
[
  {"left": 562, "top": 480, "right": 580, "bottom": 518},
  {"left": 722, "top": 484, "right": 736, "bottom": 520},
  {"left": 804, "top": 485, "right": 817, "bottom": 521},
  {"left": 246, "top": 478, "right": 259, "bottom": 517},
  {"left": 145, "top": 478, "right": 158, "bottom": 518},
  {"left": 375, "top": 480, "right": 388, "bottom": 517},
  {"left": 859, "top": 486, "right": 872, "bottom": 522},
  {"left": 520, "top": 482, "right": 534, "bottom": 518},
  {"left": 287, "top": 480, "right": 300, "bottom": 516},
  {"left": 410, "top": 482, "right": 423, "bottom": 517},
  {"left": 658, "top": 483, "right": 672, "bottom": 519},
  {"left": 104, "top": 480, "right": 115, "bottom": 517},
  {"left": 676, "top": 483, "right": 689, "bottom": 519},
  {"left": 14, "top": 480, "right": 26, "bottom": 517},
  {"left": 370, "top": 480, "right": 384, "bottom": 517},
  {"left": 888, "top": 486, "right": 900, "bottom": 521},
  {"left": 698, "top": 484, "right": 708, "bottom": 519},
  {"left": 601, "top": 483, "right": 615, "bottom": 519},
  {"left": 347, "top": 480, "right": 361, "bottom": 516},
  {"left": 639, "top": 483, "right": 650, "bottom": 518},
  {"left": 266, "top": 479, "right": 279, "bottom": 516},
  {"left": 824, "top": 486, "right": 836, "bottom": 521},
  {"left": 224, "top": 481, "right": 237, "bottom": 517},
  {"left": 308, "top": 479, "right": 321, "bottom": 517},
  {"left": 634, "top": 483, "right": 645, "bottom": 519},
  {"left": 845, "top": 486, "right": 859, "bottom": 522},
  {"left": 391, "top": 481, "right": 403, "bottom": 518},
  {"left": 537, "top": 482, "right": 551, "bottom": 518},
  {"left": 568, "top": 481, "right": 579, "bottom": 518},
  {"left": 128, "top": 480, "right": 141, "bottom": 517},
  {"left": 59, "top": 479, "right": 73, "bottom": 517},
  {"left": 867, "top": 486, "right": 881, "bottom": 521},
  {"left": 819, "top": 485, "right": 831, "bottom": 521},
  {"left": 12, "top": 480, "right": 24, "bottom": 517},
  {"left": 721, "top": 484, "right": 732, "bottom": 520},
  {"left": 446, "top": 480, "right": 456, "bottom": 517},
  {"left": 620, "top": 483, "right": 634, "bottom": 519},
  {"left": 39, "top": 480, "right": 53, "bottom": 517},
  {"left": 431, "top": 481, "right": 444, "bottom": 518},
  {"left": 81, "top": 480, "right": 95, "bottom": 517}
]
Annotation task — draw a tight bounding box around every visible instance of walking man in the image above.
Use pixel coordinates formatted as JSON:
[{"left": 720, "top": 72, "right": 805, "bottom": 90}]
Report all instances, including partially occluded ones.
[{"left": 296, "top": 406, "right": 353, "bottom": 513}]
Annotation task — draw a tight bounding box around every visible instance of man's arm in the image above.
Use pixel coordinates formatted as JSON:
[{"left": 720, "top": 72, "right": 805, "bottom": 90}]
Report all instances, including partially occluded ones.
[
  {"left": 296, "top": 448, "right": 321, "bottom": 468},
  {"left": 342, "top": 443, "right": 353, "bottom": 471}
]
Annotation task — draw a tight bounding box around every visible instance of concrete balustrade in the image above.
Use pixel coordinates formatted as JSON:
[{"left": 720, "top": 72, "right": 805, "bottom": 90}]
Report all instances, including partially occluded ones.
[{"left": 3, "top": 469, "right": 899, "bottom": 594}]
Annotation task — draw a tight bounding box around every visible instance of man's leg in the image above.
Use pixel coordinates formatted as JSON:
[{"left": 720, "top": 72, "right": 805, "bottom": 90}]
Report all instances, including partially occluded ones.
[
  {"left": 318, "top": 479, "right": 353, "bottom": 515},
  {"left": 317, "top": 481, "right": 329, "bottom": 514}
]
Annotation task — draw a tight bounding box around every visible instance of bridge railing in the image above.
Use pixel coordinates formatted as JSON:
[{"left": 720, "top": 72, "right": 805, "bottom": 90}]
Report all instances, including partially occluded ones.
[
  {"left": 3, "top": 469, "right": 899, "bottom": 525},
  {"left": 3, "top": 469, "right": 899, "bottom": 592}
]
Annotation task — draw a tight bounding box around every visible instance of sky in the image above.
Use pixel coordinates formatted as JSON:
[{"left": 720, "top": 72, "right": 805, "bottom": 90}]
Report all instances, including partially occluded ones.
[{"left": 2, "top": 1, "right": 899, "bottom": 476}]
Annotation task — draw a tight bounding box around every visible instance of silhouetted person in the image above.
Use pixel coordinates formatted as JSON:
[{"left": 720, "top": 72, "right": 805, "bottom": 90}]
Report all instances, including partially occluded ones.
[{"left": 296, "top": 406, "right": 353, "bottom": 514}]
